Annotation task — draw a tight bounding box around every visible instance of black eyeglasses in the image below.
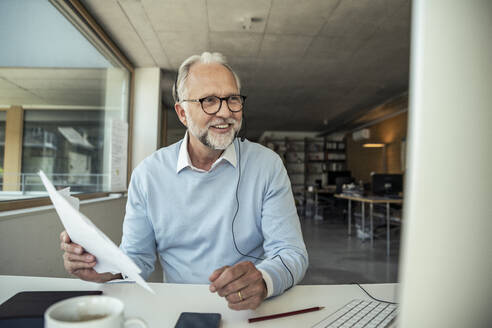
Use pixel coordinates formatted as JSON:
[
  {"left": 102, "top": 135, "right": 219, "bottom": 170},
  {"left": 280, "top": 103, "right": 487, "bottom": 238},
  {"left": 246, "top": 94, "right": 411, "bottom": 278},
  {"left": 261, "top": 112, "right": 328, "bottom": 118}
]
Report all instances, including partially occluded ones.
[{"left": 181, "top": 95, "right": 246, "bottom": 115}]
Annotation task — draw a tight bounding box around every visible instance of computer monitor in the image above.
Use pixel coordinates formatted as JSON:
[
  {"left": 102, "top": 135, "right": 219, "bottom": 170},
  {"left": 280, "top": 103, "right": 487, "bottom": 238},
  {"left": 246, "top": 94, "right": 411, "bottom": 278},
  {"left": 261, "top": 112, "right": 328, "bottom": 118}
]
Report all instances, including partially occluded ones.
[
  {"left": 398, "top": 1, "right": 492, "bottom": 327},
  {"left": 327, "top": 171, "right": 351, "bottom": 185},
  {"left": 371, "top": 174, "right": 403, "bottom": 196},
  {"left": 335, "top": 176, "right": 354, "bottom": 194}
]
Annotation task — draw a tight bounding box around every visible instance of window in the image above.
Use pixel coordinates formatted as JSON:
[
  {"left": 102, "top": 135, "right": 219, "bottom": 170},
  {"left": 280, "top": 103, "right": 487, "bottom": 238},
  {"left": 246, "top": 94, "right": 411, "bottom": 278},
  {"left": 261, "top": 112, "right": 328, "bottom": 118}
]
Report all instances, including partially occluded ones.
[
  {"left": 22, "top": 110, "right": 105, "bottom": 193},
  {"left": 0, "top": 111, "right": 5, "bottom": 195},
  {"left": 0, "top": 0, "right": 132, "bottom": 203}
]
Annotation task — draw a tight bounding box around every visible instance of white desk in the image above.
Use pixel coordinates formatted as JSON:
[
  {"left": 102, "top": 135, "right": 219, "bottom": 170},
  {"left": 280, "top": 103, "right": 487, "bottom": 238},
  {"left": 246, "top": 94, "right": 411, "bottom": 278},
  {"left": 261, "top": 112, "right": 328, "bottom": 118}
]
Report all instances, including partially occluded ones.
[
  {"left": 0, "top": 276, "right": 398, "bottom": 327},
  {"left": 334, "top": 194, "right": 403, "bottom": 256}
]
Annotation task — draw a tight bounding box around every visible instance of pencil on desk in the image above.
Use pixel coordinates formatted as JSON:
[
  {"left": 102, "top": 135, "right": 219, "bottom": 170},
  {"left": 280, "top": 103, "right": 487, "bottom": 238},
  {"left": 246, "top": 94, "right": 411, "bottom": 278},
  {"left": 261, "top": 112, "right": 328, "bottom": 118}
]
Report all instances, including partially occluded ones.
[{"left": 248, "top": 306, "right": 325, "bottom": 323}]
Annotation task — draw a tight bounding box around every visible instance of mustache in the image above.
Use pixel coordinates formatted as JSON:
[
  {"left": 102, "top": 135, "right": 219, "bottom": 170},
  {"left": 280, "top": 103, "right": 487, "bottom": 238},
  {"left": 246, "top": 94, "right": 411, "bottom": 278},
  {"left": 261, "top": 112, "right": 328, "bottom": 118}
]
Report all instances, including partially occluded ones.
[{"left": 207, "top": 118, "right": 239, "bottom": 128}]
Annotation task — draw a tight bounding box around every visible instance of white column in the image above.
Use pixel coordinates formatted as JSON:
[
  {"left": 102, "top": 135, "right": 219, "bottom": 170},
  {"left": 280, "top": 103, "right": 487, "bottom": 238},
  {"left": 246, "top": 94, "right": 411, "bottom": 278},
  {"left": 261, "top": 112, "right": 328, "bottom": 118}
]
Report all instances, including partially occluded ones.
[
  {"left": 131, "top": 68, "right": 162, "bottom": 170},
  {"left": 399, "top": 1, "right": 492, "bottom": 327}
]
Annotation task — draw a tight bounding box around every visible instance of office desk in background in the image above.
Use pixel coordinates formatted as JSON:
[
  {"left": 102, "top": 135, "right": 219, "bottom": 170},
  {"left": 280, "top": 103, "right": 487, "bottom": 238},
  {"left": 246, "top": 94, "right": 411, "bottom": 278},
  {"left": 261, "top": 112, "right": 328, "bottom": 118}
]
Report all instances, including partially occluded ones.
[
  {"left": 0, "top": 276, "right": 398, "bottom": 328},
  {"left": 334, "top": 194, "right": 403, "bottom": 256}
]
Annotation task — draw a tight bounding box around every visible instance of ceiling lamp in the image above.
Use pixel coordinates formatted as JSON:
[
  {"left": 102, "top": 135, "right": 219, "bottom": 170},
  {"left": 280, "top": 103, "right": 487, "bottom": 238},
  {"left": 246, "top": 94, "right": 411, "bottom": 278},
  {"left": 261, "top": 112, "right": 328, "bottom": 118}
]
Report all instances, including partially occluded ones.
[{"left": 363, "top": 143, "right": 386, "bottom": 148}]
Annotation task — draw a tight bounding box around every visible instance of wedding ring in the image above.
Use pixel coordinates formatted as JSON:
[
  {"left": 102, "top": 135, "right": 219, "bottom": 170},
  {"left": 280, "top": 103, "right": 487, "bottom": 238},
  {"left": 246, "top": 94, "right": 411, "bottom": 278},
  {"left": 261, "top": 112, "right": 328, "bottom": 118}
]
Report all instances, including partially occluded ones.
[{"left": 238, "top": 291, "right": 243, "bottom": 302}]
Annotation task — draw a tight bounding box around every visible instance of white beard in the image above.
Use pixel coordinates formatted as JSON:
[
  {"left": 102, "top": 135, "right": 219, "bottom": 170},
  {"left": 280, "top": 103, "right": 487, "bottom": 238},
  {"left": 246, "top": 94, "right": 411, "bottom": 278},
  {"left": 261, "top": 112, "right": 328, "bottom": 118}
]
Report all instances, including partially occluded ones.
[{"left": 185, "top": 110, "right": 242, "bottom": 150}]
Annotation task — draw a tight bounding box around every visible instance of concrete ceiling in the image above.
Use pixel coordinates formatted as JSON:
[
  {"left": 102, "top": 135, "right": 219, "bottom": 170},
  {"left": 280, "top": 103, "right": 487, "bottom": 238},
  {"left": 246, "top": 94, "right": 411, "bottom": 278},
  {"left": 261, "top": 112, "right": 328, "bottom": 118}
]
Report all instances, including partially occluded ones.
[
  {"left": 1, "top": 0, "right": 409, "bottom": 140},
  {"left": 80, "top": 0, "right": 410, "bottom": 139}
]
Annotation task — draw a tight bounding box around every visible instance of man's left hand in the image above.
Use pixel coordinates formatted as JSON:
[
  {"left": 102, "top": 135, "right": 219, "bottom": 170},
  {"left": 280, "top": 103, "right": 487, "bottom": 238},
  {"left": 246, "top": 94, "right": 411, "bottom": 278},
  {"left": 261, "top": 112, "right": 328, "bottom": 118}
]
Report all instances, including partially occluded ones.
[{"left": 209, "top": 261, "right": 267, "bottom": 310}]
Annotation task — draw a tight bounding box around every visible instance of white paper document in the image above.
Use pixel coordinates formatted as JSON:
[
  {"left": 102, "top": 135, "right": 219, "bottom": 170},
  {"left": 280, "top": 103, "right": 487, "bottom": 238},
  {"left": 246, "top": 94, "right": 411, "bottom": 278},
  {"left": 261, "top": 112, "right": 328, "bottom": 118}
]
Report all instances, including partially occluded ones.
[
  {"left": 110, "top": 119, "right": 128, "bottom": 192},
  {"left": 38, "top": 170, "right": 154, "bottom": 294}
]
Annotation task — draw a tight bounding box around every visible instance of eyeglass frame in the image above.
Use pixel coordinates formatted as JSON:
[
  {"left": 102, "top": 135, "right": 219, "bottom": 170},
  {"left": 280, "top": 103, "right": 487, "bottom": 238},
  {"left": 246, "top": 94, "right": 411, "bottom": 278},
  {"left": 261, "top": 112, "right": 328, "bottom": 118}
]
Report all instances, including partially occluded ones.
[{"left": 180, "top": 95, "right": 247, "bottom": 115}]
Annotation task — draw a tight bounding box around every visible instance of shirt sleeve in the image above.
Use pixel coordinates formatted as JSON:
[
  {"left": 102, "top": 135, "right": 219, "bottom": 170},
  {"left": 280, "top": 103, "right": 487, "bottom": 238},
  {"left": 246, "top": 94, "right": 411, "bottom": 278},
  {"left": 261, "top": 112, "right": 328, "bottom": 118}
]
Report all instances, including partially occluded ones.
[
  {"left": 258, "top": 269, "right": 274, "bottom": 298},
  {"left": 119, "top": 168, "right": 157, "bottom": 280},
  {"left": 255, "top": 154, "right": 309, "bottom": 297}
]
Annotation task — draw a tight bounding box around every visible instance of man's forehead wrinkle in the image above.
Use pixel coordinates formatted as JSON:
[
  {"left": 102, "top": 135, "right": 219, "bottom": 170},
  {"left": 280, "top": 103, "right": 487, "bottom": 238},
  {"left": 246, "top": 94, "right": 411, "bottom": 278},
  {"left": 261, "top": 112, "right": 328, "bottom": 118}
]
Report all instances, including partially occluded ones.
[{"left": 186, "top": 63, "right": 239, "bottom": 98}]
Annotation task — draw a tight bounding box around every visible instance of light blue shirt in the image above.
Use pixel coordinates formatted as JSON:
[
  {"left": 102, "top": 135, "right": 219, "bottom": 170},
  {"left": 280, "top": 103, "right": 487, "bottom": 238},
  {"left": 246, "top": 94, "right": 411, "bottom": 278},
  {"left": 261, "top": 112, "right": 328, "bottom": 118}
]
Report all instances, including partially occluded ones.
[{"left": 120, "top": 135, "right": 308, "bottom": 297}]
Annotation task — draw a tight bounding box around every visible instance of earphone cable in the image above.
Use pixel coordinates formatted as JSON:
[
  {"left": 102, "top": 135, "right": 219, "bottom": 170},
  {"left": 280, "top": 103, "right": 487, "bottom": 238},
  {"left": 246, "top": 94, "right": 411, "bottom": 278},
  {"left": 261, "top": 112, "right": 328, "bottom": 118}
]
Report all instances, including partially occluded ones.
[{"left": 231, "top": 139, "right": 294, "bottom": 291}]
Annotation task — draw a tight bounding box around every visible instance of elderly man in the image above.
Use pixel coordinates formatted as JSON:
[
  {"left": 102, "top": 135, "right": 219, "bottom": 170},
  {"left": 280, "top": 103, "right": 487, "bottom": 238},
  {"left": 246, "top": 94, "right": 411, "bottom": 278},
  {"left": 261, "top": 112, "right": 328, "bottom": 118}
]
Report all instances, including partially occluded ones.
[{"left": 60, "top": 52, "right": 308, "bottom": 310}]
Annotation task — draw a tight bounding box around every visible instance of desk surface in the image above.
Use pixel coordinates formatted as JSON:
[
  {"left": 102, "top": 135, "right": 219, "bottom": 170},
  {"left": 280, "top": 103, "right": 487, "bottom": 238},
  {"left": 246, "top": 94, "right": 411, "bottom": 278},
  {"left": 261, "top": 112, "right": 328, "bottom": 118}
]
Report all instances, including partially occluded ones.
[
  {"left": 334, "top": 194, "right": 403, "bottom": 204},
  {"left": 0, "top": 276, "right": 398, "bottom": 328}
]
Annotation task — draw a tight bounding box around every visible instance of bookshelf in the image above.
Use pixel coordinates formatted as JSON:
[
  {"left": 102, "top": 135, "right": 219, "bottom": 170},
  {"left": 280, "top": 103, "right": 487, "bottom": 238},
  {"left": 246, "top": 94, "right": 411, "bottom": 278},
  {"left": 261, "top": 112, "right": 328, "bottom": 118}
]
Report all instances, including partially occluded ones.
[{"left": 264, "top": 136, "right": 347, "bottom": 218}]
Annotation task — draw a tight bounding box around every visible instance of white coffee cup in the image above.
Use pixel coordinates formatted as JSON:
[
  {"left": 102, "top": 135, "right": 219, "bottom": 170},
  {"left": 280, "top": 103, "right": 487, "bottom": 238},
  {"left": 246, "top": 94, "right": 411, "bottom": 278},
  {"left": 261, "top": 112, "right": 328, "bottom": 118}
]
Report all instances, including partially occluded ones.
[{"left": 44, "top": 295, "right": 147, "bottom": 328}]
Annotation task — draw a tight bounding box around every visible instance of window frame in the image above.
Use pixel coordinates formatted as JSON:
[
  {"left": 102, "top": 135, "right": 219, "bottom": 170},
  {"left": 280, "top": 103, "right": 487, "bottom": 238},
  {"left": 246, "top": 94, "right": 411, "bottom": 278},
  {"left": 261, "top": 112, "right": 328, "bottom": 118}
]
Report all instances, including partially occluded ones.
[{"left": 1, "top": 0, "right": 135, "bottom": 211}]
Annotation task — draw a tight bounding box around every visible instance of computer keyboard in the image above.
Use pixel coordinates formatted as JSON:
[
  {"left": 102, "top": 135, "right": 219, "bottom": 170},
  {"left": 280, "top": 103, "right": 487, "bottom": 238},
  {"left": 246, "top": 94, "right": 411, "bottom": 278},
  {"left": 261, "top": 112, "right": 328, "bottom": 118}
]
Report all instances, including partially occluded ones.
[{"left": 311, "top": 299, "right": 397, "bottom": 328}]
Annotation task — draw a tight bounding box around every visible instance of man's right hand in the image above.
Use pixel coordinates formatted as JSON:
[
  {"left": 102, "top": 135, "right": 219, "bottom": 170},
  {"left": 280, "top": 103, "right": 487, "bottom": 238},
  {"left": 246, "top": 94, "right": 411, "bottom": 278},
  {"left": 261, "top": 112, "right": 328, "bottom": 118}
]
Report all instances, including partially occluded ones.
[{"left": 60, "top": 231, "right": 121, "bottom": 283}]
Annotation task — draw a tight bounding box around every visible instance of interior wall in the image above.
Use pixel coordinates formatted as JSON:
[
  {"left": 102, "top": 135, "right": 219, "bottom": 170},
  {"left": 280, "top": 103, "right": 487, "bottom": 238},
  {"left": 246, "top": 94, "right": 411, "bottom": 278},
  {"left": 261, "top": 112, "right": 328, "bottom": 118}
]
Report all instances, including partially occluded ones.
[
  {"left": 346, "top": 112, "right": 408, "bottom": 183},
  {"left": 166, "top": 128, "right": 186, "bottom": 146},
  {"left": 0, "top": 197, "right": 163, "bottom": 282}
]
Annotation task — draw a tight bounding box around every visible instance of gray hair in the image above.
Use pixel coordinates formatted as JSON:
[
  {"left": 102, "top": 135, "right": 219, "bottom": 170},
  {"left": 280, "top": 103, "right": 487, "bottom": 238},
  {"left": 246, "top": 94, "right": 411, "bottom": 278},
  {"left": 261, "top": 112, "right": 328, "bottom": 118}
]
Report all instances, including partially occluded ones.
[{"left": 172, "top": 52, "right": 241, "bottom": 103}]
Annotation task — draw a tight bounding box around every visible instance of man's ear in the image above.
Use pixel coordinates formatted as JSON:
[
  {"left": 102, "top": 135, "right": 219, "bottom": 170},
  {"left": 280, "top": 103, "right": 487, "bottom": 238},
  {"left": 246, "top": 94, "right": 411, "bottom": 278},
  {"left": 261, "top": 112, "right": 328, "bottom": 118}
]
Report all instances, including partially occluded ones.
[{"left": 174, "top": 103, "right": 188, "bottom": 128}]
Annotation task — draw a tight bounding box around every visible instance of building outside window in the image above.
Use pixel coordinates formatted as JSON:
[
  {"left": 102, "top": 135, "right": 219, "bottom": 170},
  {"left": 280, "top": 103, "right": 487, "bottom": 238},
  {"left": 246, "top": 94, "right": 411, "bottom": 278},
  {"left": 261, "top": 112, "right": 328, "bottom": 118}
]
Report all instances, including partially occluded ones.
[{"left": 21, "top": 110, "right": 105, "bottom": 193}]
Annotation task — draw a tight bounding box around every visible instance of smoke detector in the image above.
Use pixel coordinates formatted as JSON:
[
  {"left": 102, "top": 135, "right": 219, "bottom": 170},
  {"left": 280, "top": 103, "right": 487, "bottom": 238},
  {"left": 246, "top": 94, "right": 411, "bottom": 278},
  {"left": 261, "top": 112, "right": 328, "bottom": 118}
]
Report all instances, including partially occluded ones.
[
  {"left": 241, "top": 16, "right": 253, "bottom": 30},
  {"left": 241, "top": 16, "right": 262, "bottom": 30}
]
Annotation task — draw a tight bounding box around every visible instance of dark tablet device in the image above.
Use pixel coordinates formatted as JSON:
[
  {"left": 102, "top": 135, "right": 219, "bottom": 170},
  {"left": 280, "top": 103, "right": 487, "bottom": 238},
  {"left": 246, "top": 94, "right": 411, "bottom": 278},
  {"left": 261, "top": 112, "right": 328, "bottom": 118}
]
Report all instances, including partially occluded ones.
[
  {"left": 174, "top": 312, "right": 221, "bottom": 328},
  {"left": 0, "top": 290, "right": 103, "bottom": 328}
]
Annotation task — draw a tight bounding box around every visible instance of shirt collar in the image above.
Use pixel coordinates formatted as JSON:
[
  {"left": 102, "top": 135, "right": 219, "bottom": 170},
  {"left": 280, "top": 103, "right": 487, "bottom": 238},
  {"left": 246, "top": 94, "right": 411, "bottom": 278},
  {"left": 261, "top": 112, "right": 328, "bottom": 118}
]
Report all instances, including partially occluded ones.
[{"left": 176, "top": 131, "right": 237, "bottom": 173}]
